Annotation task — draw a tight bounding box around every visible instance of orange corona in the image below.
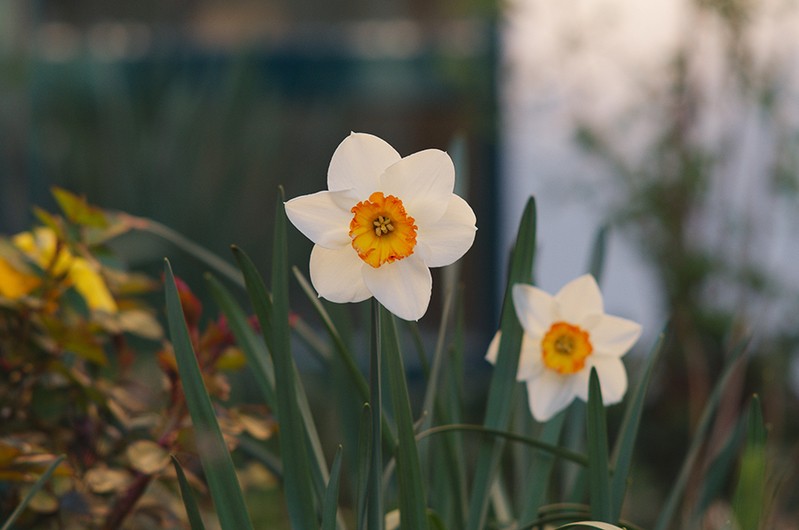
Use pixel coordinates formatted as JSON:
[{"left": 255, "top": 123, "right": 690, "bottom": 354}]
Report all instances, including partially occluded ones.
[
  {"left": 541, "top": 322, "right": 593, "bottom": 374},
  {"left": 349, "top": 192, "right": 417, "bottom": 268}
]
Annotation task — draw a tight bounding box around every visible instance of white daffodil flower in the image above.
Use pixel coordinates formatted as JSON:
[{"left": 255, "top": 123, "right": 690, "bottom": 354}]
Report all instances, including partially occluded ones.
[
  {"left": 486, "top": 274, "right": 642, "bottom": 422},
  {"left": 285, "top": 132, "right": 477, "bottom": 321}
]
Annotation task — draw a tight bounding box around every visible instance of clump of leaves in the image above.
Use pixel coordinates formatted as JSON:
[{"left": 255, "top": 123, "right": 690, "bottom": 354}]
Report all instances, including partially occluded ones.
[{"left": 0, "top": 189, "right": 274, "bottom": 529}]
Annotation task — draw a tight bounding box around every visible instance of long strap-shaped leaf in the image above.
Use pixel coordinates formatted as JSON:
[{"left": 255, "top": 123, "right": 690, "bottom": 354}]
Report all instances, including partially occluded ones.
[
  {"left": 356, "top": 404, "right": 374, "bottom": 530},
  {"left": 232, "top": 243, "right": 335, "bottom": 523},
  {"left": 321, "top": 446, "right": 345, "bottom": 530},
  {"left": 367, "top": 300, "right": 384, "bottom": 530},
  {"left": 164, "top": 260, "right": 254, "bottom": 530},
  {"left": 609, "top": 327, "right": 669, "bottom": 520},
  {"left": 172, "top": 456, "right": 207, "bottom": 530},
  {"left": 465, "top": 197, "right": 537, "bottom": 530},
  {"left": 732, "top": 394, "right": 767, "bottom": 530},
  {"left": 653, "top": 338, "right": 750, "bottom": 530},
  {"left": 206, "top": 273, "right": 277, "bottom": 411},
  {"left": 0, "top": 455, "right": 65, "bottom": 530},
  {"left": 586, "top": 369, "right": 612, "bottom": 521},
  {"left": 293, "top": 266, "right": 397, "bottom": 451},
  {"left": 263, "top": 191, "right": 319, "bottom": 530},
  {"left": 381, "top": 305, "right": 430, "bottom": 530}
]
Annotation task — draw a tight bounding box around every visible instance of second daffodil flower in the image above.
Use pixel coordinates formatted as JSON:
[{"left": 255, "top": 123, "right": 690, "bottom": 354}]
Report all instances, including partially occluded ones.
[
  {"left": 285, "top": 132, "right": 477, "bottom": 321},
  {"left": 486, "top": 274, "right": 642, "bottom": 422}
]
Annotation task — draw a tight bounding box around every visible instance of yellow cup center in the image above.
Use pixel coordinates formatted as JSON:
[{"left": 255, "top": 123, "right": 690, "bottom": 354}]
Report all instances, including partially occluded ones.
[
  {"left": 349, "top": 192, "right": 417, "bottom": 268},
  {"left": 541, "top": 321, "right": 593, "bottom": 374}
]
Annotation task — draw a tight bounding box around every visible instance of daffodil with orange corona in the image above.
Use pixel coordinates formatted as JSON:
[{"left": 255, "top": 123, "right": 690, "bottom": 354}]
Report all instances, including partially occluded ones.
[
  {"left": 486, "top": 274, "right": 641, "bottom": 422},
  {"left": 285, "top": 133, "right": 477, "bottom": 321}
]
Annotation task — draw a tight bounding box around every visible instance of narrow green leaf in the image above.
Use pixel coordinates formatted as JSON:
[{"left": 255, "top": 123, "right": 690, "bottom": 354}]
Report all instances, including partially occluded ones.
[
  {"left": 357, "top": 403, "right": 374, "bottom": 530},
  {"left": 586, "top": 369, "right": 612, "bottom": 522},
  {"left": 234, "top": 254, "right": 330, "bottom": 519},
  {"left": 692, "top": 411, "right": 747, "bottom": 521},
  {"left": 381, "top": 305, "right": 429, "bottom": 530},
  {"left": 231, "top": 246, "right": 273, "bottom": 352},
  {"left": 0, "top": 455, "right": 65, "bottom": 530},
  {"left": 235, "top": 436, "right": 283, "bottom": 479},
  {"left": 233, "top": 247, "right": 331, "bottom": 508},
  {"left": 293, "top": 267, "right": 397, "bottom": 450},
  {"left": 264, "top": 191, "right": 318, "bottom": 530},
  {"left": 653, "top": 338, "right": 750, "bottom": 530},
  {"left": 164, "top": 260, "right": 254, "bottom": 530},
  {"left": 732, "top": 395, "right": 768, "bottom": 530},
  {"left": 587, "top": 225, "right": 609, "bottom": 283},
  {"left": 609, "top": 327, "right": 669, "bottom": 520},
  {"left": 321, "top": 446, "right": 345, "bottom": 530},
  {"left": 206, "top": 273, "right": 277, "bottom": 411},
  {"left": 171, "top": 456, "right": 208, "bottom": 530},
  {"left": 135, "top": 216, "right": 243, "bottom": 286},
  {"left": 417, "top": 423, "right": 587, "bottom": 466},
  {"left": 518, "top": 412, "right": 567, "bottom": 524},
  {"left": 466, "top": 197, "right": 537, "bottom": 530},
  {"left": 367, "top": 300, "right": 384, "bottom": 530},
  {"left": 418, "top": 284, "right": 457, "bottom": 462}
]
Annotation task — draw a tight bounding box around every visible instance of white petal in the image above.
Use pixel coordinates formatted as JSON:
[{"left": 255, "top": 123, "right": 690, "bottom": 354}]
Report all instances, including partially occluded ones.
[
  {"left": 362, "top": 256, "right": 431, "bottom": 321},
  {"left": 379, "top": 149, "right": 455, "bottom": 225},
  {"left": 577, "top": 356, "right": 628, "bottom": 405},
  {"left": 526, "top": 371, "right": 577, "bottom": 422},
  {"left": 589, "top": 315, "right": 642, "bottom": 358},
  {"left": 327, "top": 133, "right": 400, "bottom": 195},
  {"left": 485, "top": 331, "right": 501, "bottom": 365},
  {"left": 512, "top": 283, "right": 556, "bottom": 337},
  {"left": 485, "top": 331, "right": 544, "bottom": 382},
  {"left": 309, "top": 245, "right": 371, "bottom": 303},
  {"left": 555, "top": 274, "right": 604, "bottom": 323},
  {"left": 285, "top": 191, "right": 353, "bottom": 248},
  {"left": 415, "top": 195, "right": 477, "bottom": 268},
  {"left": 517, "top": 332, "right": 545, "bottom": 381}
]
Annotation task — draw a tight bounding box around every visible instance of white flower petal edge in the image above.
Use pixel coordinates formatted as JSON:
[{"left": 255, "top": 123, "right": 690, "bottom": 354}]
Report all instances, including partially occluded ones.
[
  {"left": 485, "top": 274, "right": 642, "bottom": 422},
  {"left": 527, "top": 371, "right": 577, "bottom": 422},
  {"left": 512, "top": 284, "right": 557, "bottom": 337},
  {"left": 574, "top": 356, "right": 628, "bottom": 404},
  {"left": 327, "top": 132, "right": 400, "bottom": 194},
  {"left": 379, "top": 149, "right": 455, "bottom": 225},
  {"left": 415, "top": 195, "right": 477, "bottom": 268},
  {"left": 588, "top": 314, "right": 643, "bottom": 357},
  {"left": 485, "top": 331, "right": 545, "bottom": 382},
  {"left": 309, "top": 245, "right": 371, "bottom": 303},
  {"left": 285, "top": 190, "right": 353, "bottom": 248},
  {"left": 555, "top": 274, "right": 604, "bottom": 324},
  {"left": 362, "top": 255, "right": 432, "bottom": 321}
]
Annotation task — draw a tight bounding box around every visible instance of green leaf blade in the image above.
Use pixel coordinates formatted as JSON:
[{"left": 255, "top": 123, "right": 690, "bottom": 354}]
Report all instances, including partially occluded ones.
[
  {"left": 264, "top": 191, "right": 319, "bottom": 530},
  {"left": 381, "top": 306, "right": 429, "bottom": 530},
  {"left": 172, "top": 456, "right": 208, "bottom": 530},
  {"left": 609, "top": 327, "right": 669, "bottom": 520},
  {"left": 466, "top": 196, "right": 537, "bottom": 530},
  {"left": 164, "top": 260, "right": 254, "bottom": 530},
  {"left": 206, "top": 273, "right": 277, "bottom": 412},
  {"left": 321, "top": 446, "right": 345, "bottom": 530},
  {"left": 0, "top": 455, "right": 65, "bottom": 530},
  {"left": 586, "top": 368, "right": 612, "bottom": 522}
]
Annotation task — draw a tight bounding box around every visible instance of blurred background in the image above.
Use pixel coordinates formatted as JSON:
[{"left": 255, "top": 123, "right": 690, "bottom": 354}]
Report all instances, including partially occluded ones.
[{"left": 2, "top": 0, "right": 799, "bottom": 526}]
